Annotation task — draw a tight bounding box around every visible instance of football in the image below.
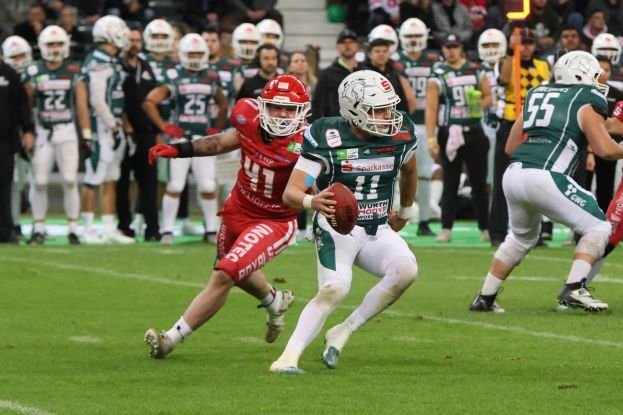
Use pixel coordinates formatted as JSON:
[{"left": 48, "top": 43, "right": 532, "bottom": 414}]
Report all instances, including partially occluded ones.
[{"left": 326, "top": 182, "right": 359, "bottom": 235}]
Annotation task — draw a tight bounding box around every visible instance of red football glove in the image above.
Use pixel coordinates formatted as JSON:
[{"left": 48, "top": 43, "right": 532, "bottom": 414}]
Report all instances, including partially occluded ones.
[
  {"left": 162, "top": 123, "right": 185, "bottom": 138},
  {"left": 612, "top": 101, "right": 623, "bottom": 122},
  {"left": 148, "top": 144, "right": 178, "bottom": 165},
  {"left": 606, "top": 171, "right": 623, "bottom": 246},
  {"left": 206, "top": 127, "right": 221, "bottom": 136}
]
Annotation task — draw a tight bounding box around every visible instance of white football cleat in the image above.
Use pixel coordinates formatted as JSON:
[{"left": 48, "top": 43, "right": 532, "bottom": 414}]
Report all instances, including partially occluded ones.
[
  {"left": 265, "top": 290, "right": 295, "bottom": 343},
  {"left": 322, "top": 323, "right": 353, "bottom": 369},
  {"left": 269, "top": 358, "right": 306, "bottom": 375},
  {"left": 83, "top": 229, "right": 103, "bottom": 244},
  {"left": 130, "top": 213, "right": 145, "bottom": 237},
  {"left": 181, "top": 219, "right": 203, "bottom": 236},
  {"left": 102, "top": 229, "right": 136, "bottom": 244},
  {"left": 144, "top": 328, "right": 175, "bottom": 359},
  {"left": 160, "top": 232, "right": 174, "bottom": 245}
]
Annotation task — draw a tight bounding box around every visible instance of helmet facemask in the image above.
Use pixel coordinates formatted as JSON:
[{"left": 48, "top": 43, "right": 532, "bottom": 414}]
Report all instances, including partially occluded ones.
[
  {"left": 258, "top": 99, "right": 310, "bottom": 136},
  {"left": 358, "top": 102, "right": 403, "bottom": 137}
]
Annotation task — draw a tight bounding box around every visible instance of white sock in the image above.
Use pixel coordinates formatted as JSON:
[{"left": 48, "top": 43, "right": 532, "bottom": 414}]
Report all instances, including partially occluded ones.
[
  {"left": 102, "top": 214, "right": 115, "bottom": 235},
  {"left": 566, "top": 259, "right": 592, "bottom": 285},
  {"left": 82, "top": 212, "right": 95, "bottom": 232},
  {"left": 585, "top": 258, "right": 605, "bottom": 286},
  {"left": 199, "top": 197, "right": 217, "bottom": 233},
  {"left": 162, "top": 195, "right": 180, "bottom": 233},
  {"left": 31, "top": 185, "right": 48, "bottom": 223},
  {"left": 165, "top": 316, "right": 193, "bottom": 346},
  {"left": 11, "top": 182, "right": 22, "bottom": 225},
  {"left": 34, "top": 221, "right": 46, "bottom": 233},
  {"left": 345, "top": 280, "right": 400, "bottom": 332},
  {"left": 261, "top": 286, "right": 277, "bottom": 309},
  {"left": 68, "top": 220, "right": 78, "bottom": 234},
  {"left": 430, "top": 180, "right": 443, "bottom": 207},
  {"left": 63, "top": 184, "right": 80, "bottom": 220},
  {"left": 416, "top": 179, "right": 431, "bottom": 222},
  {"left": 481, "top": 272, "right": 504, "bottom": 296}
]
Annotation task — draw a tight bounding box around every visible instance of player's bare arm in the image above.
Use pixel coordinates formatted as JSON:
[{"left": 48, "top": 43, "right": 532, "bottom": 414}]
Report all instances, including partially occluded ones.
[
  {"left": 143, "top": 85, "right": 171, "bottom": 131},
  {"left": 23, "top": 80, "right": 34, "bottom": 107},
  {"left": 192, "top": 128, "right": 241, "bottom": 156},
  {"left": 389, "top": 156, "right": 417, "bottom": 232},
  {"left": 399, "top": 75, "right": 417, "bottom": 114},
  {"left": 213, "top": 87, "right": 228, "bottom": 129},
  {"left": 75, "top": 78, "right": 92, "bottom": 143},
  {"left": 479, "top": 74, "right": 492, "bottom": 109},
  {"left": 581, "top": 105, "right": 623, "bottom": 160},
  {"left": 504, "top": 114, "right": 524, "bottom": 156},
  {"left": 283, "top": 168, "right": 336, "bottom": 216},
  {"left": 424, "top": 80, "right": 440, "bottom": 160}
]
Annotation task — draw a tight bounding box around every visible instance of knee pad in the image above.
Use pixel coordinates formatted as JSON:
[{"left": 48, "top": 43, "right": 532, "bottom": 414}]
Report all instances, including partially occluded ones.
[
  {"left": 198, "top": 178, "right": 216, "bottom": 194},
  {"left": 166, "top": 179, "right": 186, "bottom": 194},
  {"left": 384, "top": 256, "right": 418, "bottom": 295},
  {"left": 576, "top": 230, "right": 609, "bottom": 259},
  {"left": 494, "top": 233, "right": 532, "bottom": 267},
  {"left": 315, "top": 280, "right": 350, "bottom": 309}
]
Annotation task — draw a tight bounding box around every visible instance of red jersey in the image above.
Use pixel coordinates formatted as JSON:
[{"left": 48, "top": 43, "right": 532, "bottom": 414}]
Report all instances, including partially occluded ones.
[{"left": 228, "top": 98, "right": 304, "bottom": 221}]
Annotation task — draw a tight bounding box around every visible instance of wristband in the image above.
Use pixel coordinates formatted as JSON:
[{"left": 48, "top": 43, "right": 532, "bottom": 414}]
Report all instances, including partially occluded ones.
[
  {"left": 427, "top": 136, "right": 436, "bottom": 144},
  {"left": 397, "top": 205, "right": 414, "bottom": 220},
  {"left": 302, "top": 194, "right": 313, "bottom": 209},
  {"left": 172, "top": 141, "right": 195, "bottom": 158},
  {"left": 82, "top": 128, "right": 92, "bottom": 140}
]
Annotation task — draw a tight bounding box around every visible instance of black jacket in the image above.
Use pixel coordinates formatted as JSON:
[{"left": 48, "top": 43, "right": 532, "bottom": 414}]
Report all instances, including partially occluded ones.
[
  {"left": 236, "top": 73, "right": 273, "bottom": 101},
  {"left": 122, "top": 55, "right": 157, "bottom": 134},
  {"left": 311, "top": 59, "right": 364, "bottom": 121},
  {"left": 0, "top": 62, "right": 34, "bottom": 151}
]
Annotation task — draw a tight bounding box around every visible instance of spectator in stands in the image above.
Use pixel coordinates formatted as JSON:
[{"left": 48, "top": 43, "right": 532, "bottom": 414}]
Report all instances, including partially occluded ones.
[
  {"left": 459, "top": 0, "right": 487, "bottom": 43},
  {"left": 582, "top": 10, "right": 608, "bottom": 48},
  {"left": 236, "top": 43, "right": 279, "bottom": 100},
  {"left": 400, "top": 0, "right": 434, "bottom": 30},
  {"left": 229, "top": 0, "right": 284, "bottom": 28},
  {"left": 76, "top": 0, "right": 103, "bottom": 23},
  {"left": 543, "top": 26, "right": 584, "bottom": 68},
  {"left": 369, "top": 0, "right": 401, "bottom": 29},
  {"left": 58, "top": 6, "right": 89, "bottom": 47},
  {"left": 184, "top": 0, "right": 224, "bottom": 32},
  {"left": 13, "top": 3, "right": 47, "bottom": 45},
  {"left": 311, "top": 29, "right": 363, "bottom": 120},
  {"left": 586, "top": 0, "right": 623, "bottom": 37},
  {"left": 364, "top": 38, "right": 416, "bottom": 114},
  {"left": 431, "top": 0, "right": 472, "bottom": 49},
  {"left": 287, "top": 51, "right": 316, "bottom": 99},
  {"left": 551, "top": 0, "right": 583, "bottom": 30},
  {"left": 42, "top": 0, "right": 66, "bottom": 20},
  {"left": 525, "top": 0, "right": 561, "bottom": 54}
]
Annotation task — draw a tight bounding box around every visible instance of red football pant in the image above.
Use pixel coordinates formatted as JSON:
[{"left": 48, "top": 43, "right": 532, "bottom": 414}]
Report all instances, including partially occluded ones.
[
  {"left": 606, "top": 175, "right": 623, "bottom": 247},
  {"left": 215, "top": 213, "right": 297, "bottom": 284}
]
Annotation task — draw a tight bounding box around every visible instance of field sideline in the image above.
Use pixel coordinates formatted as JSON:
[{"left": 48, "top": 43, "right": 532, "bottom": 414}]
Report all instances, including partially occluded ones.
[{"left": 2, "top": 240, "right": 623, "bottom": 414}]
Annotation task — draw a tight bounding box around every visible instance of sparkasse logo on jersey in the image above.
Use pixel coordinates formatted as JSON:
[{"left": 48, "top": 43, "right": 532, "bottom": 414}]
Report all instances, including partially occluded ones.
[{"left": 341, "top": 157, "right": 395, "bottom": 173}]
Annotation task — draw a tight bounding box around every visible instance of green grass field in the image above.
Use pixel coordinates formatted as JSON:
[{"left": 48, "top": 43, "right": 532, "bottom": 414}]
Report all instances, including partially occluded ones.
[{"left": 2, "top": 231, "right": 623, "bottom": 414}]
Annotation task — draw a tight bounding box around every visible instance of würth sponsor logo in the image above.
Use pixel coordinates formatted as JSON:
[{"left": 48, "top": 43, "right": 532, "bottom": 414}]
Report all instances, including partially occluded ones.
[{"left": 357, "top": 201, "right": 389, "bottom": 221}]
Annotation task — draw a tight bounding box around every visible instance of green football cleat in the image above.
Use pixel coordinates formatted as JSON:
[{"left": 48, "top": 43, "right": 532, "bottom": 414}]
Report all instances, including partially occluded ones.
[{"left": 322, "top": 346, "right": 340, "bottom": 369}]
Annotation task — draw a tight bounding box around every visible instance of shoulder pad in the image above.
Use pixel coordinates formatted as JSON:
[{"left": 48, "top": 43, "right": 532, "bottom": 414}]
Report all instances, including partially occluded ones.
[
  {"left": 166, "top": 68, "right": 178, "bottom": 79},
  {"left": 26, "top": 64, "right": 38, "bottom": 77}
]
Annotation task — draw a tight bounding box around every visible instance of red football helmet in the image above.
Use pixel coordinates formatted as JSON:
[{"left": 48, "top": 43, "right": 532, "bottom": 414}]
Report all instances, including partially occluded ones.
[{"left": 258, "top": 74, "right": 311, "bottom": 136}]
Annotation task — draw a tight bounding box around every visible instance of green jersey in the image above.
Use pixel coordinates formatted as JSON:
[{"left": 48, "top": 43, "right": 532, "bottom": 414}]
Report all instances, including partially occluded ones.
[
  {"left": 303, "top": 113, "right": 418, "bottom": 230},
  {"left": 481, "top": 61, "right": 501, "bottom": 127},
  {"left": 511, "top": 83, "right": 608, "bottom": 175},
  {"left": 395, "top": 50, "right": 440, "bottom": 124},
  {"left": 146, "top": 53, "right": 176, "bottom": 121},
  {"left": 430, "top": 62, "right": 486, "bottom": 128},
  {"left": 162, "top": 64, "right": 221, "bottom": 138},
  {"left": 23, "top": 60, "right": 81, "bottom": 128},
  {"left": 81, "top": 47, "right": 125, "bottom": 128},
  {"left": 209, "top": 56, "right": 241, "bottom": 127}
]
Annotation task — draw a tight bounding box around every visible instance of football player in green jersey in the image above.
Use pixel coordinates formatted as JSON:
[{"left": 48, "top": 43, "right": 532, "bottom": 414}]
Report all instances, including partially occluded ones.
[
  {"left": 591, "top": 33, "right": 623, "bottom": 91},
  {"left": 143, "top": 33, "right": 228, "bottom": 245},
  {"left": 470, "top": 51, "right": 623, "bottom": 313},
  {"left": 396, "top": 18, "right": 440, "bottom": 236},
  {"left": 23, "top": 25, "right": 82, "bottom": 245},
  {"left": 80, "top": 15, "right": 135, "bottom": 245},
  {"left": 231, "top": 23, "right": 261, "bottom": 84},
  {"left": 271, "top": 70, "right": 419, "bottom": 374}
]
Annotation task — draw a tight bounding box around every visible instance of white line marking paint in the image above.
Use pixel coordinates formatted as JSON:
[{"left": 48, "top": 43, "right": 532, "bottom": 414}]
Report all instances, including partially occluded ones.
[
  {"left": 455, "top": 275, "right": 623, "bottom": 284},
  {"left": 238, "top": 337, "right": 265, "bottom": 344},
  {"left": 69, "top": 336, "right": 103, "bottom": 344},
  {"left": 0, "top": 400, "right": 56, "bottom": 415},
  {"left": 391, "top": 336, "right": 434, "bottom": 343},
  {"left": 4, "top": 256, "right": 623, "bottom": 350}
]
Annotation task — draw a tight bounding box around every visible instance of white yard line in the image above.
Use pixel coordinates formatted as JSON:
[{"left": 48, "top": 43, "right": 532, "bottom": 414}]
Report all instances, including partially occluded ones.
[
  {"left": 4, "top": 256, "right": 623, "bottom": 350},
  {"left": 0, "top": 400, "right": 56, "bottom": 415}
]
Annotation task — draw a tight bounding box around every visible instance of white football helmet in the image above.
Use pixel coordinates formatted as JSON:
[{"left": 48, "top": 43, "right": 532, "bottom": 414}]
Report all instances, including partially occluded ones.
[
  {"left": 256, "top": 19, "right": 284, "bottom": 49},
  {"left": 369, "top": 24, "right": 398, "bottom": 55},
  {"left": 478, "top": 29, "right": 507, "bottom": 65},
  {"left": 144, "top": 19, "right": 174, "bottom": 53},
  {"left": 178, "top": 33, "right": 209, "bottom": 71},
  {"left": 554, "top": 50, "right": 608, "bottom": 95},
  {"left": 38, "top": 25, "right": 70, "bottom": 62},
  {"left": 2, "top": 35, "right": 32, "bottom": 74},
  {"left": 399, "top": 18, "right": 429, "bottom": 53},
  {"left": 338, "top": 70, "right": 403, "bottom": 137},
  {"left": 591, "top": 33, "right": 622, "bottom": 65},
  {"left": 232, "top": 23, "right": 261, "bottom": 60},
  {"left": 92, "top": 15, "right": 129, "bottom": 51}
]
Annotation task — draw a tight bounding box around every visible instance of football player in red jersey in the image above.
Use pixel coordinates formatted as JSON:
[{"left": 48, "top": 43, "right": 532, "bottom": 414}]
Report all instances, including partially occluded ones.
[{"left": 143, "top": 74, "right": 312, "bottom": 359}]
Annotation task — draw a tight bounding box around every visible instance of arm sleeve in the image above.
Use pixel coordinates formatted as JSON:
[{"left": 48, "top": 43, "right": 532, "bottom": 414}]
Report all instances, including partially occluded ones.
[
  {"left": 293, "top": 156, "right": 322, "bottom": 179},
  {"left": 88, "top": 64, "right": 118, "bottom": 129}
]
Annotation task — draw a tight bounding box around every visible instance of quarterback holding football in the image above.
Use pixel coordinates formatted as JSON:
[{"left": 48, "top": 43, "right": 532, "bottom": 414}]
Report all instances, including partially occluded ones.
[{"left": 271, "top": 70, "right": 419, "bottom": 374}]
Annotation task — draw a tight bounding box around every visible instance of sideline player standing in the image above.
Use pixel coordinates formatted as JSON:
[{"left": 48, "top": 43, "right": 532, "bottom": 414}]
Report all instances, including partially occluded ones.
[
  {"left": 144, "top": 75, "right": 311, "bottom": 358},
  {"left": 271, "top": 70, "right": 419, "bottom": 374},
  {"left": 469, "top": 51, "right": 623, "bottom": 313}
]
